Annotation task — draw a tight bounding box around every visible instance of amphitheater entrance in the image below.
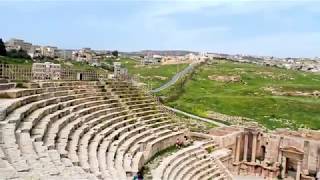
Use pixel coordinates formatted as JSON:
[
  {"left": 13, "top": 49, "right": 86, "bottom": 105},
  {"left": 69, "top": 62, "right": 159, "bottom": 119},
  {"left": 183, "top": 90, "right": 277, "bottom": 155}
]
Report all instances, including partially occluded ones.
[
  {"left": 280, "top": 147, "right": 304, "bottom": 180},
  {"left": 77, "top": 73, "right": 83, "bottom": 80}
]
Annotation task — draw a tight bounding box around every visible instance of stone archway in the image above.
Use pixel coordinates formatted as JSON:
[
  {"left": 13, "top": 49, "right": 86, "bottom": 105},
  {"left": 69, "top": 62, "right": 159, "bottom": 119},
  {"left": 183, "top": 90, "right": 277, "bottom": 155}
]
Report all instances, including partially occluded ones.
[{"left": 280, "top": 146, "right": 304, "bottom": 180}]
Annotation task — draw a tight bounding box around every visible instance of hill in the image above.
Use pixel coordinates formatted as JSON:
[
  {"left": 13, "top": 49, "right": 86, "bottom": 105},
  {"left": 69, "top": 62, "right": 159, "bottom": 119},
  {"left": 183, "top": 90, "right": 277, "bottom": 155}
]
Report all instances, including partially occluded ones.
[
  {"left": 120, "top": 58, "right": 188, "bottom": 89},
  {"left": 122, "top": 50, "right": 197, "bottom": 57},
  {"left": 158, "top": 60, "right": 320, "bottom": 130}
]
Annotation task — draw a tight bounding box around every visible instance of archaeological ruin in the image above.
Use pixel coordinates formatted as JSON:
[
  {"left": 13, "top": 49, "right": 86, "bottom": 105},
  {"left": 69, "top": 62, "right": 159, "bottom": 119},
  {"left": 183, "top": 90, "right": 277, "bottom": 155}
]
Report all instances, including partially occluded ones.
[{"left": 0, "top": 64, "right": 319, "bottom": 180}]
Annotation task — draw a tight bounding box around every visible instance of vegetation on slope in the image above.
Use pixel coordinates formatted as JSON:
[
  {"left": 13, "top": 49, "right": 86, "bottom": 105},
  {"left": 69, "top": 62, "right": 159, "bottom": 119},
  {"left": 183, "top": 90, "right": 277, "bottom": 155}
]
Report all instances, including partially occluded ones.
[
  {"left": 161, "top": 60, "right": 320, "bottom": 130},
  {"left": 120, "top": 58, "right": 188, "bottom": 89},
  {"left": 0, "top": 55, "right": 33, "bottom": 65}
]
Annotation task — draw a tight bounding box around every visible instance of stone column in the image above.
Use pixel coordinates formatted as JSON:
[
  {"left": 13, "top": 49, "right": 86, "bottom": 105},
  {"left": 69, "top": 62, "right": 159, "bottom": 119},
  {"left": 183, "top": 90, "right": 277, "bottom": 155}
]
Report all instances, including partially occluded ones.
[
  {"left": 233, "top": 139, "right": 237, "bottom": 161},
  {"left": 303, "top": 141, "right": 310, "bottom": 173},
  {"left": 281, "top": 156, "right": 287, "bottom": 179},
  {"left": 251, "top": 132, "right": 258, "bottom": 163},
  {"left": 243, "top": 132, "right": 249, "bottom": 162},
  {"left": 235, "top": 135, "right": 241, "bottom": 162},
  {"left": 296, "top": 160, "right": 302, "bottom": 180},
  {"left": 278, "top": 149, "right": 283, "bottom": 163}
]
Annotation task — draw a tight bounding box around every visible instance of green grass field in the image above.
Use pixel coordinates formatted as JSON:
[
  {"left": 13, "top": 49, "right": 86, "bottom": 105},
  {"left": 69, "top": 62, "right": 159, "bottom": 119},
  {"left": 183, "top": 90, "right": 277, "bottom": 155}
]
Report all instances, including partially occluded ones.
[
  {"left": 0, "top": 56, "right": 33, "bottom": 65},
  {"left": 120, "top": 58, "right": 188, "bottom": 89},
  {"left": 160, "top": 60, "right": 320, "bottom": 130}
]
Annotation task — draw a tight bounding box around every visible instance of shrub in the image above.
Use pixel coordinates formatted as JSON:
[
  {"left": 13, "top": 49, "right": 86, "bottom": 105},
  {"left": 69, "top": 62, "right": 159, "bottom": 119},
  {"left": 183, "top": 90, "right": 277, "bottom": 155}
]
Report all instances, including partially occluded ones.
[
  {"left": 205, "top": 146, "right": 214, "bottom": 153},
  {"left": 7, "top": 49, "right": 31, "bottom": 59}
]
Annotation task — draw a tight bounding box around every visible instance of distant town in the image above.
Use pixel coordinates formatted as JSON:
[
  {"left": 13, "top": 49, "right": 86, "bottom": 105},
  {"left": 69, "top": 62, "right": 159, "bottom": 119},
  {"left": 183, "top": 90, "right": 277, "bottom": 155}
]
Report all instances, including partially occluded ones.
[{"left": 2, "top": 38, "right": 320, "bottom": 73}]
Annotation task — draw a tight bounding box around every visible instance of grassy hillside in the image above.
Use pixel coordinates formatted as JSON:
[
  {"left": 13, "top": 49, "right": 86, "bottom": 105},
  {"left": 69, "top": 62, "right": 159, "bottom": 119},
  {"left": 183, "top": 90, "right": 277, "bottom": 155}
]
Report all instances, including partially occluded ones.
[
  {"left": 160, "top": 60, "right": 320, "bottom": 130},
  {"left": 120, "top": 58, "right": 188, "bottom": 89},
  {"left": 0, "top": 56, "right": 33, "bottom": 65}
]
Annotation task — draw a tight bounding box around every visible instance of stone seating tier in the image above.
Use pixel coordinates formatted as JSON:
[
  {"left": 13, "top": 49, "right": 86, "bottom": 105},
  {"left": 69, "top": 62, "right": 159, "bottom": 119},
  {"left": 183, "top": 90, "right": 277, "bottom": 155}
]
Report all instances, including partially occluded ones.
[
  {"left": 0, "top": 82, "right": 106, "bottom": 179},
  {"left": 0, "top": 80, "right": 191, "bottom": 179},
  {"left": 0, "top": 83, "right": 16, "bottom": 90},
  {"left": 153, "top": 140, "right": 220, "bottom": 180}
]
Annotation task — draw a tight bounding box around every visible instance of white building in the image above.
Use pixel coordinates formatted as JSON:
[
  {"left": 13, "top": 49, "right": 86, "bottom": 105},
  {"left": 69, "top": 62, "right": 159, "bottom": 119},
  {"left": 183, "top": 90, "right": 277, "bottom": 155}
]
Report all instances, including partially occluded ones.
[
  {"left": 41, "top": 46, "right": 58, "bottom": 58},
  {"left": 72, "top": 48, "right": 94, "bottom": 62},
  {"left": 5, "top": 38, "right": 32, "bottom": 52},
  {"left": 56, "top": 49, "right": 73, "bottom": 60},
  {"left": 141, "top": 55, "right": 162, "bottom": 65},
  {"left": 28, "top": 45, "right": 42, "bottom": 59}
]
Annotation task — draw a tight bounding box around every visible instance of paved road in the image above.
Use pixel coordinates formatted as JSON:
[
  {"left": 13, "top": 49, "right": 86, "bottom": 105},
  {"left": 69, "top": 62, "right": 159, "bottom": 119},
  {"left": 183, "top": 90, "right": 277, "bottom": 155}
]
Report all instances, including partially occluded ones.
[
  {"left": 151, "top": 63, "right": 197, "bottom": 93},
  {"left": 164, "top": 106, "right": 227, "bottom": 127}
]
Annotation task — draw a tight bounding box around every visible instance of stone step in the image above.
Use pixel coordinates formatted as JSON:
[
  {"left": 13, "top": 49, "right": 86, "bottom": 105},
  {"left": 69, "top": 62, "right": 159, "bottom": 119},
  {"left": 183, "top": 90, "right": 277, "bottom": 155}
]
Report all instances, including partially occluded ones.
[
  {"left": 0, "top": 83, "right": 16, "bottom": 90},
  {"left": 0, "top": 78, "right": 9, "bottom": 84}
]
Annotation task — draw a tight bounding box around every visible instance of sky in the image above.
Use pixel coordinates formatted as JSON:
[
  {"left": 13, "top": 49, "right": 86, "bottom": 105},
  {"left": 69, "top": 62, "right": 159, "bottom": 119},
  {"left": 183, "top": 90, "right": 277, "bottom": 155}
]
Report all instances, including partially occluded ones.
[{"left": 0, "top": 0, "right": 319, "bottom": 57}]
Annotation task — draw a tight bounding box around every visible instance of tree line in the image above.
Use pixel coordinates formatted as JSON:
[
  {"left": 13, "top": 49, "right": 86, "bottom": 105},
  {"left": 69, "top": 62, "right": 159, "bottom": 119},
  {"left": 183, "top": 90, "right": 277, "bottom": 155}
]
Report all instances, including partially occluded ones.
[{"left": 0, "top": 38, "right": 31, "bottom": 59}]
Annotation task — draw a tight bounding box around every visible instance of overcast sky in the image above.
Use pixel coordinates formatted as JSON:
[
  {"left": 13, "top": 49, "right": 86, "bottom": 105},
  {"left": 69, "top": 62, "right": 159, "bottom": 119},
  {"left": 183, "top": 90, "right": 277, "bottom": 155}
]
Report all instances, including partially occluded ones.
[{"left": 1, "top": 0, "right": 319, "bottom": 57}]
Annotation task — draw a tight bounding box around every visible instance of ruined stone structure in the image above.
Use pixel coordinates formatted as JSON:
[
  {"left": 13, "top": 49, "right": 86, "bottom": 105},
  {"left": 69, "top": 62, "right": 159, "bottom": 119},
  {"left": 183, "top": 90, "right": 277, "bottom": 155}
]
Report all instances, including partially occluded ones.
[
  {"left": 0, "top": 67, "right": 319, "bottom": 180},
  {"left": 211, "top": 125, "right": 320, "bottom": 180},
  {"left": 113, "top": 62, "right": 128, "bottom": 79},
  {"left": 0, "top": 63, "right": 108, "bottom": 81},
  {"left": 0, "top": 77, "right": 234, "bottom": 180},
  {"left": 32, "top": 62, "right": 61, "bottom": 80}
]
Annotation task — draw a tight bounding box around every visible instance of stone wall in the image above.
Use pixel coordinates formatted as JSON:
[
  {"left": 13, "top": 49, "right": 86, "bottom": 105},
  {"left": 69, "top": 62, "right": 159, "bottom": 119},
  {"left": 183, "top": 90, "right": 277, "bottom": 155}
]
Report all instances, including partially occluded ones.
[{"left": 210, "top": 126, "right": 320, "bottom": 179}]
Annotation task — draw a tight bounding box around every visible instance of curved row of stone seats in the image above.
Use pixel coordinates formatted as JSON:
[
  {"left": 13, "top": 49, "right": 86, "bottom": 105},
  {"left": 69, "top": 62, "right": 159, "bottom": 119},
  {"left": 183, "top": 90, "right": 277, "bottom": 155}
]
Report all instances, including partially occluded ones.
[
  {"left": 195, "top": 165, "right": 225, "bottom": 180},
  {"left": 0, "top": 79, "right": 189, "bottom": 180},
  {"left": 56, "top": 104, "right": 124, "bottom": 157},
  {"left": 118, "top": 122, "right": 175, "bottom": 165},
  {"left": 77, "top": 112, "right": 131, "bottom": 171},
  {"left": 170, "top": 141, "right": 218, "bottom": 180},
  {"left": 0, "top": 81, "right": 102, "bottom": 99},
  {"left": 112, "top": 89, "right": 141, "bottom": 94},
  {"left": 35, "top": 98, "right": 115, "bottom": 147},
  {"left": 0, "top": 83, "right": 103, "bottom": 123},
  {"left": 102, "top": 120, "right": 146, "bottom": 178},
  {"left": 111, "top": 131, "right": 185, "bottom": 180},
  {"left": 0, "top": 81, "right": 105, "bottom": 179},
  {"left": 121, "top": 96, "right": 154, "bottom": 106},
  {"left": 0, "top": 79, "right": 16, "bottom": 91},
  {"left": 23, "top": 94, "right": 109, "bottom": 145},
  {"left": 108, "top": 83, "right": 159, "bottom": 113},
  {"left": 122, "top": 123, "right": 176, "bottom": 172},
  {"left": 13, "top": 82, "right": 105, "bottom": 179},
  {"left": 174, "top": 149, "right": 230, "bottom": 180},
  {"left": 153, "top": 140, "right": 222, "bottom": 180},
  {"left": 122, "top": 99, "right": 158, "bottom": 113},
  {"left": 72, "top": 107, "right": 154, "bottom": 176},
  {"left": 90, "top": 81, "right": 187, "bottom": 179},
  {"left": 125, "top": 99, "right": 155, "bottom": 107},
  {"left": 21, "top": 93, "right": 108, "bottom": 134},
  {"left": 103, "top": 117, "right": 181, "bottom": 179},
  {"left": 128, "top": 102, "right": 156, "bottom": 109},
  {"left": 91, "top": 113, "right": 137, "bottom": 178},
  {"left": 17, "top": 94, "right": 110, "bottom": 173},
  {"left": 183, "top": 159, "right": 219, "bottom": 180},
  {"left": 97, "top": 118, "right": 138, "bottom": 179}
]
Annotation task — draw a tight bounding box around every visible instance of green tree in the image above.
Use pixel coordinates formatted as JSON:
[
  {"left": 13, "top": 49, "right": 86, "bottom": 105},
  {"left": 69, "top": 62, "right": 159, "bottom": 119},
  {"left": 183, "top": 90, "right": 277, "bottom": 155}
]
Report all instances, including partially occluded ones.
[
  {"left": 0, "top": 38, "right": 6, "bottom": 56},
  {"left": 7, "top": 49, "right": 31, "bottom": 59},
  {"left": 112, "top": 50, "right": 118, "bottom": 57}
]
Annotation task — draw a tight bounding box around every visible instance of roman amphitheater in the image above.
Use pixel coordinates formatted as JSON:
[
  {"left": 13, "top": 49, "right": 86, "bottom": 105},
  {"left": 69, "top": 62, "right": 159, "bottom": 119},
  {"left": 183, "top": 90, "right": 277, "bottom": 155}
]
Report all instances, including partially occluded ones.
[{"left": 0, "top": 65, "right": 319, "bottom": 180}]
